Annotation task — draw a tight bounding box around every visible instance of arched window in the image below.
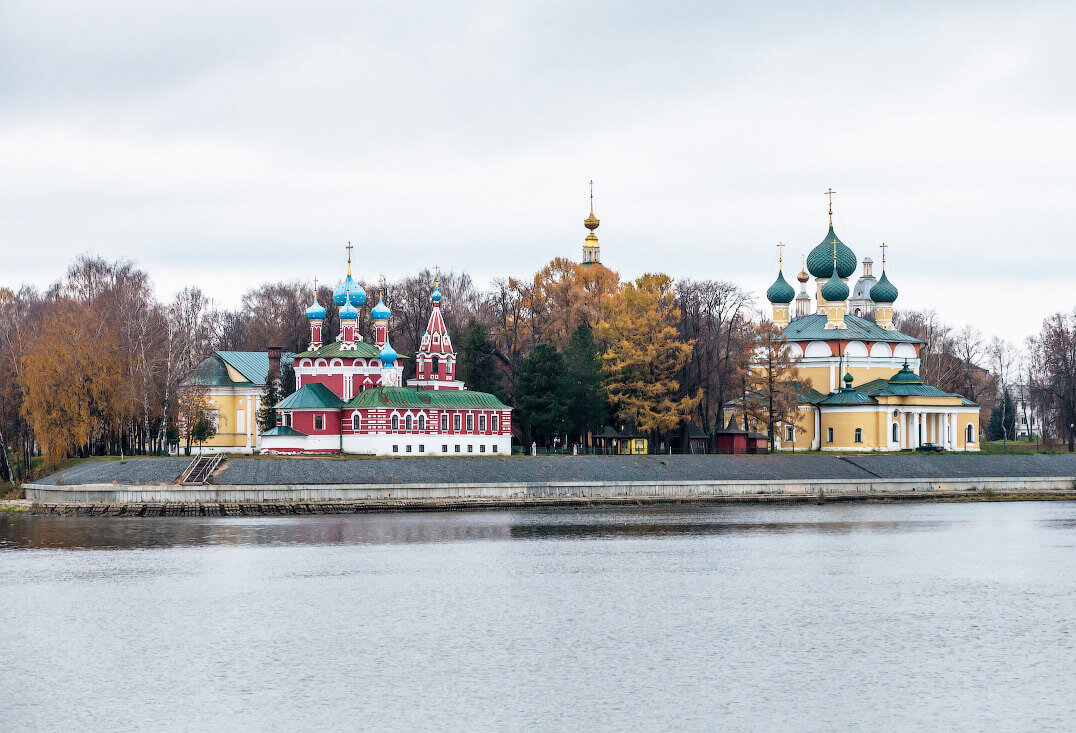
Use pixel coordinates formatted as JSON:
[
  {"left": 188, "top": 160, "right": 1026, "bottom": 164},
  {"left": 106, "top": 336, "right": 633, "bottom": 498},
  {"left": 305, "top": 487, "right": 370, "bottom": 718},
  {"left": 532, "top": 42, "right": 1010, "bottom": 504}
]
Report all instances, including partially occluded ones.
[
  {"left": 352, "top": 413, "right": 361, "bottom": 431},
  {"left": 433, "top": 356, "right": 440, "bottom": 374},
  {"left": 966, "top": 424, "right": 975, "bottom": 444},
  {"left": 405, "top": 415, "right": 413, "bottom": 431},
  {"left": 418, "top": 414, "right": 425, "bottom": 431},
  {"left": 854, "top": 428, "right": 863, "bottom": 443},
  {"left": 433, "top": 333, "right": 441, "bottom": 344},
  {"left": 391, "top": 414, "right": 399, "bottom": 431},
  {"left": 892, "top": 423, "right": 899, "bottom": 442}
]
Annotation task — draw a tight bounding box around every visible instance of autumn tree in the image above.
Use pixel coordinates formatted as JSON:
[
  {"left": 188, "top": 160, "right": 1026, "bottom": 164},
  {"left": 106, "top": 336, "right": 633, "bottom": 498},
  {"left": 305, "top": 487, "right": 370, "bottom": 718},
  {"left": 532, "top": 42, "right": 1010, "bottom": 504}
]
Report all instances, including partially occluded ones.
[
  {"left": 597, "top": 273, "right": 699, "bottom": 443},
  {"left": 742, "top": 320, "right": 804, "bottom": 451},
  {"left": 19, "top": 300, "right": 129, "bottom": 467}
]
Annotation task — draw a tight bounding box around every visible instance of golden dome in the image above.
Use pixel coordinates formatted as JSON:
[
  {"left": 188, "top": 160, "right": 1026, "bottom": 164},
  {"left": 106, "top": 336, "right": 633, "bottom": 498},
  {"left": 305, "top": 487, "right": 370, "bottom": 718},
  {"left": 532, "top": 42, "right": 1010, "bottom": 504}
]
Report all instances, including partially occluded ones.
[
  {"left": 584, "top": 209, "right": 599, "bottom": 231},
  {"left": 797, "top": 268, "right": 810, "bottom": 283}
]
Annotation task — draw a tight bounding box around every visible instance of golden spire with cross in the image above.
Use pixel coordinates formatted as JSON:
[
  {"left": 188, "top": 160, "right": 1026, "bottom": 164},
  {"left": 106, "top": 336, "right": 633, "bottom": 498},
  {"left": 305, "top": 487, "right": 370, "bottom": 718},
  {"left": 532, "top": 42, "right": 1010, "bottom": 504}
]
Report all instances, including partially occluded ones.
[
  {"left": 433, "top": 264, "right": 440, "bottom": 288},
  {"left": 880, "top": 242, "right": 888, "bottom": 270},
  {"left": 585, "top": 180, "right": 600, "bottom": 231},
  {"left": 777, "top": 241, "right": 786, "bottom": 269},
  {"left": 345, "top": 241, "right": 354, "bottom": 278},
  {"left": 825, "top": 188, "right": 837, "bottom": 227},
  {"left": 313, "top": 276, "right": 318, "bottom": 302}
]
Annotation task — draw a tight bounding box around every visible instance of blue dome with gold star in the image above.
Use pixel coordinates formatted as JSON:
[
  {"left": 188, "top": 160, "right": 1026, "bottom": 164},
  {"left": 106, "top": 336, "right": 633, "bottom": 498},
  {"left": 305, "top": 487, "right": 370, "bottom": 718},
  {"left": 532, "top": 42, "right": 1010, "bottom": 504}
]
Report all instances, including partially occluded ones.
[{"left": 371, "top": 298, "right": 391, "bottom": 321}]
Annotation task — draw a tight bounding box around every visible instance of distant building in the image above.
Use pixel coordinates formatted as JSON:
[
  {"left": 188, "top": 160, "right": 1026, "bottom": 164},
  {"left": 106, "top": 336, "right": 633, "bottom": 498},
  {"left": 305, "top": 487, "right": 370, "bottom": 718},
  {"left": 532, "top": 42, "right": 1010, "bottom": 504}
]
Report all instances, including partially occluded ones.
[
  {"left": 260, "top": 249, "right": 511, "bottom": 456},
  {"left": 760, "top": 193, "right": 980, "bottom": 451}
]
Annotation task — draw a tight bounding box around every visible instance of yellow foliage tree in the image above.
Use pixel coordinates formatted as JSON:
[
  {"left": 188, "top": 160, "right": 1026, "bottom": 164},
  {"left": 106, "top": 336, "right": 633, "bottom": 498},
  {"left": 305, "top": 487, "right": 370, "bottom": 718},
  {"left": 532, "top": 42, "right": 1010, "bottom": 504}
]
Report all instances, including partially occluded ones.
[
  {"left": 19, "top": 300, "right": 130, "bottom": 466},
  {"left": 743, "top": 320, "right": 806, "bottom": 451},
  {"left": 597, "top": 273, "right": 699, "bottom": 438}
]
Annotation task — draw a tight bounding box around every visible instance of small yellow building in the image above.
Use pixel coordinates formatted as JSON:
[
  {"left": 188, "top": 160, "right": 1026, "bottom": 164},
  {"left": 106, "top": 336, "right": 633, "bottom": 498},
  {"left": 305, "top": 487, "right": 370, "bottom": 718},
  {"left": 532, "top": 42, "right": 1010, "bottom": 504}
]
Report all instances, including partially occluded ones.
[
  {"left": 762, "top": 200, "right": 980, "bottom": 452},
  {"left": 180, "top": 351, "right": 278, "bottom": 454}
]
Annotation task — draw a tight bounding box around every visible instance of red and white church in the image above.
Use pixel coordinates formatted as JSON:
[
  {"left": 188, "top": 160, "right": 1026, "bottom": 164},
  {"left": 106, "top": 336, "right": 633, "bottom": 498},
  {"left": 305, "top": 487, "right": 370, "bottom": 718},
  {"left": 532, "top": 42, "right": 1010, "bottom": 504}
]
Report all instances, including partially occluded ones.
[{"left": 260, "top": 258, "right": 511, "bottom": 456}]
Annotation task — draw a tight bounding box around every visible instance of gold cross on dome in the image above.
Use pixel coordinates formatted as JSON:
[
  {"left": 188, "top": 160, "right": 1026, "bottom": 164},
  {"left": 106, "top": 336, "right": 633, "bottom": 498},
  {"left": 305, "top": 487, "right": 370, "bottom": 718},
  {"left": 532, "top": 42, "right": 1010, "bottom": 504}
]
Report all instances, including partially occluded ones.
[
  {"left": 879, "top": 241, "right": 888, "bottom": 267},
  {"left": 825, "top": 188, "right": 837, "bottom": 226},
  {"left": 776, "top": 241, "right": 786, "bottom": 267},
  {"left": 313, "top": 276, "right": 318, "bottom": 299},
  {"left": 433, "top": 264, "right": 440, "bottom": 287}
]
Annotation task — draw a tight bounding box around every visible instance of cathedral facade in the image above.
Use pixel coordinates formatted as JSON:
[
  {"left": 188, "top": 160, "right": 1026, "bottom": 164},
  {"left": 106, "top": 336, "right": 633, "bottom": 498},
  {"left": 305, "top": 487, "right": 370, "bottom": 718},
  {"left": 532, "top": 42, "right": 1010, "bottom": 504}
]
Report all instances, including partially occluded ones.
[
  {"left": 259, "top": 253, "right": 511, "bottom": 456},
  {"left": 764, "top": 198, "right": 980, "bottom": 452}
]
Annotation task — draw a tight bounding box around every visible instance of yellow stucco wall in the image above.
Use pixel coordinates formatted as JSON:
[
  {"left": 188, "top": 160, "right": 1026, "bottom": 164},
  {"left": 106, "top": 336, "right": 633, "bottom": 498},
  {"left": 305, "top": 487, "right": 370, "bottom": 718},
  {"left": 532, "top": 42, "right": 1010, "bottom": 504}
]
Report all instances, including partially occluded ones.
[{"left": 198, "top": 389, "right": 261, "bottom": 451}]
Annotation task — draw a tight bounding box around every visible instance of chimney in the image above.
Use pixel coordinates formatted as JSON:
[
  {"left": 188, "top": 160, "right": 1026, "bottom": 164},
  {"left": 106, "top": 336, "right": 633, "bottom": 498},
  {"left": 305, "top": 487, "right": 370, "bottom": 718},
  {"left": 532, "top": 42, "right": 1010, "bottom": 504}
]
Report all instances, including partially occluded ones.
[{"left": 267, "top": 346, "right": 283, "bottom": 389}]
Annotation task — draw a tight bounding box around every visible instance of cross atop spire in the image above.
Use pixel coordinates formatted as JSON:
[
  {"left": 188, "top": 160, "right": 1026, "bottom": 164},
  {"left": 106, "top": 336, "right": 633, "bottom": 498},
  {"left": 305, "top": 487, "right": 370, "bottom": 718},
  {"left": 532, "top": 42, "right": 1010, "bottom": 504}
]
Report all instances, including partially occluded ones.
[
  {"left": 433, "top": 264, "right": 440, "bottom": 288},
  {"left": 880, "top": 242, "right": 888, "bottom": 269},
  {"left": 777, "top": 241, "right": 786, "bottom": 268},
  {"left": 589, "top": 179, "right": 594, "bottom": 214},
  {"left": 825, "top": 188, "right": 837, "bottom": 227},
  {"left": 313, "top": 276, "right": 318, "bottom": 300},
  {"left": 345, "top": 241, "right": 354, "bottom": 277}
]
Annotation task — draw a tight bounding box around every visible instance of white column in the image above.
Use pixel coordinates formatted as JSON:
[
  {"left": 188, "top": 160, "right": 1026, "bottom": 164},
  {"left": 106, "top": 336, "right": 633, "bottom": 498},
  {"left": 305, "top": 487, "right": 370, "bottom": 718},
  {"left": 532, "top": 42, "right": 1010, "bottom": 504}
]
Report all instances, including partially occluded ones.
[{"left": 913, "top": 412, "right": 921, "bottom": 449}]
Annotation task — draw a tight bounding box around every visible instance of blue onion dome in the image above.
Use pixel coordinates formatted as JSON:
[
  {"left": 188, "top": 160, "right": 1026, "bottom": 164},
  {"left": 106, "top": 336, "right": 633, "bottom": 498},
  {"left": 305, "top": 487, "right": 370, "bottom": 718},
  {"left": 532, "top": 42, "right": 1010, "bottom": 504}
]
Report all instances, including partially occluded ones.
[
  {"left": 766, "top": 271, "right": 795, "bottom": 304},
  {"left": 371, "top": 298, "right": 391, "bottom": 320},
  {"left": 889, "top": 362, "right": 923, "bottom": 384},
  {"left": 339, "top": 302, "right": 359, "bottom": 320},
  {"left": 305, "top": 299, "right": 326, "bottom": 320},
  {"left": 820, "top": 267, "right": 849, "bottom": 301},
  {"left": 332, "top": 276, "right": 351, "bottom": 306},
  {"left": 347, "top": 283, "right": 366, "bottom": 307},
  {"left": 379, "top": 339, "right": 397, "bottom": 366},
  {"left": 431, "top": 286, "right": 442, "bottom": 304},
  {"left": 870, "top": 270, "right": 899, "bottom": 303},
  {"left": 806, "top": 226, "right": 857, "bottom": 279}
]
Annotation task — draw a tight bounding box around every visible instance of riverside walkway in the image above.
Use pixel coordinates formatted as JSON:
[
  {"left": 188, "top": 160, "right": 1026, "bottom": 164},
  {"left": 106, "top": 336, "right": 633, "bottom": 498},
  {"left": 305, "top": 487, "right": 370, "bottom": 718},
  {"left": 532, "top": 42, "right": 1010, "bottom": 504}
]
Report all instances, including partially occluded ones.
[{"left": 21, "top": 454, "right": 1076, "bottom": 515}]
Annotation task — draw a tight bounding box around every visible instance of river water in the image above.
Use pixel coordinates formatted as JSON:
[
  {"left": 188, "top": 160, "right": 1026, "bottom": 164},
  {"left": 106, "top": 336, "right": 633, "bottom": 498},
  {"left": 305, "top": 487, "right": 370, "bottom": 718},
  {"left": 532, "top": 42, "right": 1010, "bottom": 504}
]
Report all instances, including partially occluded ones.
[{"left": 2, "top": 502, "right": 1075, "bottom": 732}]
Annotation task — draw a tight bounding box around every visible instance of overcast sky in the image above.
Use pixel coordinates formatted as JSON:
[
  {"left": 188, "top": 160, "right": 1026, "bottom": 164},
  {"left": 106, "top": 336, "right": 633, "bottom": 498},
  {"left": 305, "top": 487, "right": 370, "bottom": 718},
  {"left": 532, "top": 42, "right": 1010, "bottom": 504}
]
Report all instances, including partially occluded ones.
[{"left": 2, "top": 1, "right": 1073, "bottom": 344}]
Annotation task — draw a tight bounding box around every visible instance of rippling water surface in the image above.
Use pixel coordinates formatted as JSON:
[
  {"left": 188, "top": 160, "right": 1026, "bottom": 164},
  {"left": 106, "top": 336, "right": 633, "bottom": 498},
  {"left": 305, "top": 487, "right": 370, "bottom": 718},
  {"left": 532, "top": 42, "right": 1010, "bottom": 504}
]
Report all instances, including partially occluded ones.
[{"left": 2, "top": 502, "right": 1075, "bottom": 732}]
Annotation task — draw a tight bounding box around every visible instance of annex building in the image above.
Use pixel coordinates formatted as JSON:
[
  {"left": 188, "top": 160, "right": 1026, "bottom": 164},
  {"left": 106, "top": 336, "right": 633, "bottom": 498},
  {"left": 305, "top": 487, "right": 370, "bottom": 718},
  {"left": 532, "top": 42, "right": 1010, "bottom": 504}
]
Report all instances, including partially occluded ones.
[{"left": 763, "top": 196, "right": 980, "bottom": 452}]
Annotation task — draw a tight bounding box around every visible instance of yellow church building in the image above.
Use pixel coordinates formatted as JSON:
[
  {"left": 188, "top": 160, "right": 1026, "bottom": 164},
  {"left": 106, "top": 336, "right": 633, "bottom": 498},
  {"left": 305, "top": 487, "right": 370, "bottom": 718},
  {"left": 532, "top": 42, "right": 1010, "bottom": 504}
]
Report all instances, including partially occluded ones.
[{"left": 763, "top": 197, "right": 980, "bottom": 452}]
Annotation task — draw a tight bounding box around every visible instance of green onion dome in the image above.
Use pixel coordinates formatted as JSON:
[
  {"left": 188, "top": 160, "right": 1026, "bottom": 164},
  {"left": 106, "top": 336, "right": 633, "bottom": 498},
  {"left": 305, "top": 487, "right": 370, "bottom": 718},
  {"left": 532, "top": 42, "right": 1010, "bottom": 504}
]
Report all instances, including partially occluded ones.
[
  {"left": 843, "top": 372, "right": 854, "bottom": 388},
  {"left": 870, "top": 270, "right": 899, "bottom": 303},
  {"left": 766, "top": 271, "right": 795, "bottom": 304},
  {"left": 889, "top": 362, "right": 923, "bottom": 384},
  {"left": 806, "top": 226, "right": 857, "bottom": 279},
  {"left": 820, "top": 267, "right": 849, "bottom": 301}
]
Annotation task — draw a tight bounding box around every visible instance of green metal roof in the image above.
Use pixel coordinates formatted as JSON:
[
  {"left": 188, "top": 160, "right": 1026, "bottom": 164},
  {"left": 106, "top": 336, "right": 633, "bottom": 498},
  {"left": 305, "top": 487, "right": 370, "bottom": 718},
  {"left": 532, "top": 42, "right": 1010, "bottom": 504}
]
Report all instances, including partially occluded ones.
[
  {"left": 346, "top": 386, "right": 509, "bottom": 410},
  {"left": 276, "top": 383, "right": 345, "bottom": 410},
  {"left": 783, "top": 313, "right": 922, "bottom": 344},
  {"left": 819, "top": 389, "right": 877, "bottom": 406},
  {"left": 294, "top": 341, "right": 403, "bottom": 359},
  {"left": 217, "top": 351, "right": 271, "bottom": 385},
  {"left": 184, "top": 354, "right": 243, "bottom": 387},
  {"left": 887, "top": 363, "right": 923, "bottom": 384},
  {"left": 261, "top": 425, "right": 307, "bottom": 436}
]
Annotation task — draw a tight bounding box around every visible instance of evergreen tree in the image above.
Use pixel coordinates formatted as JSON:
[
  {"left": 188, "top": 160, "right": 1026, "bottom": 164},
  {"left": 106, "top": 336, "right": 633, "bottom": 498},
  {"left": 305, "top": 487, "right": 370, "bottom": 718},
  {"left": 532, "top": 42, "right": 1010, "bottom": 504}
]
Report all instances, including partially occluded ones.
[
  {"left": 280, "top": 361, "right": 296, "bottom": 398},
  {"left": 563, "top": 324, "right": 608, "bottom": 444},
  {"left": 988, "top": 388, "right": 1017, "bottom": 442},
  {"left": 516, "top": 343, "right": 567, "bottom": 447},
  {"left": 459, "top": 319, "right": 503, "bottom": 397},
  {"left": 258, "top": 378, "right": 281, "bottom": 433}
]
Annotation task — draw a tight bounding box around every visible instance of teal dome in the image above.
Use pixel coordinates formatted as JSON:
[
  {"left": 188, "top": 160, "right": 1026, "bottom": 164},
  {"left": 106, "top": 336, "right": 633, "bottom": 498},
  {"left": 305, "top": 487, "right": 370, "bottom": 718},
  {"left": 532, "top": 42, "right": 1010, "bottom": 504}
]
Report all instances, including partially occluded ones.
[
  {"left": 379, "top": 339, "right": 397, "bottom": 366},
  {"left": 806, "top": 226, "right": 857, "bottom": 279},
  {"left": 870, "top": 271, "right": 899, "bottom": 303},
  {"left": 843, "top": 372, "right": 854, "bottom": 388},
  {"left": 305, "top": 299, "right": 326, "bottom": 320},
  {"left": 371, "top": 298, "right": 391, "bottom": 320},
  {"left": 339, "top": 302, "right": 358, "bottom": 320},
  {"left": 820, "top": 268, "right": 849, "bottom": 302},
  {"left": 431, "top": 286, "right": 442, "bottom": 304},
  {"left": 889, "top": 363, "right": 922, "bottom": 384},
  {"left": 766, "top": 271, "right": 795, "bottom": 304}
]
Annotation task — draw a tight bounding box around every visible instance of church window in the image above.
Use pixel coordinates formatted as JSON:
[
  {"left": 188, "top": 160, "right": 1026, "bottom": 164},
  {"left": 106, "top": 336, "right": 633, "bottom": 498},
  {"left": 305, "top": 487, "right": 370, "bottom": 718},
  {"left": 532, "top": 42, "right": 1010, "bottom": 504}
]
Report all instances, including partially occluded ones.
[
  {"left": 405, "top": 415, "right": 413, "bottom": 431},
  {"left": 284, "top": 412, "right": 292, "bottom": 428},
  {"left": 492, "top": 445, "right": 498, "bottom": 453},
  {"left": 854, "top": 428, "right": 862, "bottom": 443},
  {"left": 479, "top": 415, "right": 486, "bottom": 432},
  {"left": 391, "top": 415, "right": 399, "bottom": 431},
  {"left": 442, "top": 444, "right": 448, "bottom": 452},
  {"left": 454, "top": 414, "right": 461, "bottom": 431},
  {"left": 441, "top": 414, "right": 449, "bottom": 431},
  {"left": 419, "top": 444, "right": 424, "bottom": 452},
  {"left": 433, "top": 356, "right": 440, "bottom": 374},
  {"left": 966, "top": 424, "right": 975, "bottom": 444},
  {"left": 455, "top": 445, "right": 460, "bottom": 453},
  {"left": 466, "top": 414, "right": 474, "bottom": 432},
  {"left": 785, "top": 425, "right": 794, "bottom": 442},
  {"left": 406, "top": 444, "right": 412, "bottom": 452},
  {"left": 827, "top": 427, "right": 834, "bottom": 443},
  {"left": 468, "top": 444, "right": 473, "bottom": 453},
  {"left": 418, "top": 415, "right": 426, "bottom": 431},
  {"left": 353, "top": 414, "right": 361, "bottom": 431},
  {"left": 314, "top": 414, "right": 324, "bottom": 431},
  {"left": 480, "top": 444, "right": 486, "bottom": 453},
  {"left": 393, "top": 444, "right": 398, "bottom": 453},
  {"left": 492, "top": 415, "right": 499, "bottom": 432},
  {"left": 892, "top": 423, "right": 899, "bottom": 442},
  {"left": 433, "top": 333, "right": 440, "bottom": 344}
]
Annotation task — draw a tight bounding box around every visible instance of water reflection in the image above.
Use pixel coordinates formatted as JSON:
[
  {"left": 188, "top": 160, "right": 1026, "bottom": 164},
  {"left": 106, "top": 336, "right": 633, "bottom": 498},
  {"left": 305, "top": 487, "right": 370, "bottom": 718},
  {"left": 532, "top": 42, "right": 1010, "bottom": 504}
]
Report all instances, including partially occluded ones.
[{"left": 0, "top": 505, "right": 1003, "bottom": 551}]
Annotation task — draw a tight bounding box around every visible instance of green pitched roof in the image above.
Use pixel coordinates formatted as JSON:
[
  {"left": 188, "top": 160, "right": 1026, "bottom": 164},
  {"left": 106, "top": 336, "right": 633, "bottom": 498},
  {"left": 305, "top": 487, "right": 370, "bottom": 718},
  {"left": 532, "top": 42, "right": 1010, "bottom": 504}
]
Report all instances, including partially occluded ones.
[
  {"left": 294, "top": 340, "right": 407, "bottom": 359},
  {"left": 261, "top": 425, "right": 307, "bottom": 437},
  {"left": 345, "top": 386, "right": 509, "bottom": 410},
  {"left": 783, "top": 313, "right": 922, "bottom": 344},
  {"left": 217, "top": 351, "right": 272, "bottom": 385},
  {"left": 819, "top": 389, "right": 877, "bottom": 406},
  {"left": 276, "top": 383, "right": 345, "bottom": 410},
  {"left": 184, "top": 354, "right": 244, "bottom": 387}
]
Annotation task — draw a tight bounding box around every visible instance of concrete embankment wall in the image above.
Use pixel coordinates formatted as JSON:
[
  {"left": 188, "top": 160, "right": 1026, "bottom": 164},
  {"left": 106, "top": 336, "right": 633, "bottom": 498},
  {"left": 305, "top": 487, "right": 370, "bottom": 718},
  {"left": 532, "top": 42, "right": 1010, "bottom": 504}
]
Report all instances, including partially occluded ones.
[{"left": 24, "top": 476, "right": 1076, "bottom": 515}]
